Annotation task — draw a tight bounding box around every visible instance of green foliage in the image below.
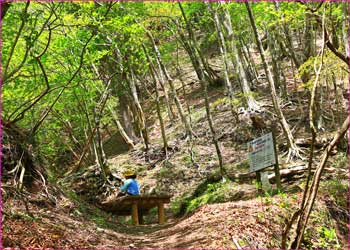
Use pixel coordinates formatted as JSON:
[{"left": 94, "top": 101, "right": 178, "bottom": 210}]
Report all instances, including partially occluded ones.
[
  {"left": 298, "top": 50, "right": 348, "bottom": 91},
  {"left": 314, "top": 227, "right": 341, "bottom": 249},
  {"left": 171, "top": 178, "right": 234, "bottom": 216},
  {"left": 332, "top": 151, "right": 347, "bottom": 169},
  {"left": 212, "top": 97, "right": 229, "bottom": 109},
  {"left": 190, "top": 108, "right": 207, "bottom": 124},
  {"left": 159, "top": 167, "right": 169, "bottom": 178},
  {"left": 142, "top": 207, "right": 159, "bottom": 224},
  {"left": 3, "top": 1, "right": 348, "bottom": 196},
  {"left": 211, "top": 94, "right": 256, "bottom": 112},
  {"left": 170, "top": 196, "right": 186, "bottom": 215},
  {"left": 64, "top": 189, "right": 117, "bottom": 229},
  {"left": 3, "top": 1, "right": 157, "bottom": 166},
  {"left": 303, "top": 207, "right": 342, "bottom": 250},
  {"left": 11, "top": 211, "right": 37, "bottom": 221},
  {"left": 235, "top": 160, "right": 250, "bottom": 170},
  {"left": 185, "top": 181, "right": 230, "bottom": 213},
  {"left": 323, "top": 179, "right": 348, "bottom": 208},
  {"left": 181, "top": 153, "right": 196, "bottom": 166}
]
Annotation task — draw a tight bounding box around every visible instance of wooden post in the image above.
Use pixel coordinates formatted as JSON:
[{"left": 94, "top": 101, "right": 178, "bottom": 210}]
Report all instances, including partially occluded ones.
[
  {"left": 271, "top": 127, "right": 282, "bottom": 190},
  {"left": 157, "top": 202, "right": 165, "bottom": 224},
  {"left": 138, "top": 209, "right": 144, "bottom": 225},
  {"left": 131, "top": 202, "right": 139, "bottom": 225},
  {"left": 256, "top": 170, "right": 262, "bottom": 193}
]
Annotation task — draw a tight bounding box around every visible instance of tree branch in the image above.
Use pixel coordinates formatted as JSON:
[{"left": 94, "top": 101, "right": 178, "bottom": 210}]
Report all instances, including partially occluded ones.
[
  {"left": 9, "top": 56, "right": 50, "bottom": 124},
  {"left": 310, "top": 13, "right": 349, "bottom": 67},
  {"left": 3, "top": 1, "right": 30, "bottom": 80},
  {"left": 34, "top": 26, "right": 52, "bottom": 58},
  {"left": 4, "top": 5, "right": 58, "bottom": 84},
  {"left": 30, "top": 33, "right": 94, "bottom": 136}
]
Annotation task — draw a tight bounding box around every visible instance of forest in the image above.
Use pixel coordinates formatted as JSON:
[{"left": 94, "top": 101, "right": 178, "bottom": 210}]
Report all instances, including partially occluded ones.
[{"left": 2, "top": 1, "right": 350, "bottom": 249}]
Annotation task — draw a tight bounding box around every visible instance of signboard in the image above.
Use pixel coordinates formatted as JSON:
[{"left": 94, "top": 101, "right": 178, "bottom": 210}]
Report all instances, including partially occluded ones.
[{"left": 248, "top": 132, "right": 276, "bottom": 172}]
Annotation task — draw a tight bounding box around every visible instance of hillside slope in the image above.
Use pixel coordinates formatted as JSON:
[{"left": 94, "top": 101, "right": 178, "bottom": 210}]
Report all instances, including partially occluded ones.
[{"left": 3, "top": 30, "right": 349, "bottom": 250}]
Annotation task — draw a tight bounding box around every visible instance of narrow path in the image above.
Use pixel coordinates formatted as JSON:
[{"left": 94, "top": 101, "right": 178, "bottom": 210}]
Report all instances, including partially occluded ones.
[
  {"left": 99, "top": 197, "right": 295, "bottom": 249},
  {"left": 4, "top": 192, "right": 335, "bottom": 249}
]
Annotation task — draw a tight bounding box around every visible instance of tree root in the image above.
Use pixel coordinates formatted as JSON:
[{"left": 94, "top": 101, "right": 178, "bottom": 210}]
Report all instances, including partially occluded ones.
[{"left": 284, "top": 146, "right": 307, "bottom": 163}]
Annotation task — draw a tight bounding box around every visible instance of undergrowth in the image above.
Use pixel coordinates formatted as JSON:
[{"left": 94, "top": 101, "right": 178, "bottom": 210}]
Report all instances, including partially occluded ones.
[{"left": 171, "top": 179, "right": 238, "bottom": 215}]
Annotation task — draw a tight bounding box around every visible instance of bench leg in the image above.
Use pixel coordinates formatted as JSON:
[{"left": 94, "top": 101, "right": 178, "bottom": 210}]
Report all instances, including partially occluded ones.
[
  {"left": 158, "top": 202, "right": 165, "bottom": 224},
  {"left": 138, "top": 209, "right": 144, "bottom": 225},
  {"left": 131, "top": 202, "right": 139, "bottom": 225}
]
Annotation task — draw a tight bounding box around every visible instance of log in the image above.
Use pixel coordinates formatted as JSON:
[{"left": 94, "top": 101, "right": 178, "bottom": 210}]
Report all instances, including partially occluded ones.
[
  {"left": 294, "top": 137, "right": 328, "bottom": 148},
  {"left": 268, "top": 165, "right": 343, "bottom": 183},
  {"left": 225, "top": 164, "right": 342, "bottom": 184}
]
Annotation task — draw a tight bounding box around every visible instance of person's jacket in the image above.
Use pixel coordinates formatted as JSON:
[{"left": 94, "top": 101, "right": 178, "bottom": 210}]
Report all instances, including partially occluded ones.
[{"left": 120, "top": 179, "right": 140, "bottom": 195}]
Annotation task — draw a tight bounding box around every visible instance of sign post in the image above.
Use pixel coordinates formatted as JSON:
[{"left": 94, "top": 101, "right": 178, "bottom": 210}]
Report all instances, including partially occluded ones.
[
  {"left": 271, "top": 126, "right": 282, "bottom": 190},
  {"left": 248, "top": 131, "right": 281, "bottom": 191}
]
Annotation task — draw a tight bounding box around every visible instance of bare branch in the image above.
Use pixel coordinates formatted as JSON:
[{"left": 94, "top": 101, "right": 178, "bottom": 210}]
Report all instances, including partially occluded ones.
[
  {"left": 310, "top": 13, "right": 349, "bottom": 67},
  {"left": 34, "top": 26, "right": 52, "bottom": 58},
  {"left": 3, "top": 1, "right": 30, "bottom": 80},
  {"left": 10, "top": 57, "right": 50, "bottom": 124},
  {"left": 4, "top": 4, "right": 58, "bottom": 84},
  {"left": 30, "top": 33, "right": 94, "bottom": 136}
]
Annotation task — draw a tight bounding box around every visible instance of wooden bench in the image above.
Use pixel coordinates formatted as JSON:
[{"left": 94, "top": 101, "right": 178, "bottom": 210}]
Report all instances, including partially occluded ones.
[{"left": 102, "top": 195, "right": 171, "bottom": 225}]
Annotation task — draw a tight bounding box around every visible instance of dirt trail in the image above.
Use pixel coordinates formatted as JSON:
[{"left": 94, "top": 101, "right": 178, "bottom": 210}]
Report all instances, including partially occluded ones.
[
  {"left": 4, "top": 189, "right": 343, "bottom": 249},
  {"left": 3, "top": 193, "right": 284, "bottom": 248},
  {"left": 119, "top": 198, "right": 286, "bottom": 249}
]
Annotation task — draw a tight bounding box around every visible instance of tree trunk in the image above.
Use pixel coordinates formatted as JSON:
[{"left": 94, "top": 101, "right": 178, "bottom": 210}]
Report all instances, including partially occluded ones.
[
  {"left": 222, "top": 6, "right": 260, "bottom": 112},
  {"left": 94, "top": 109, "right": 107, "bottom": 179},
  {"left": 201, "top": 77, "right": 225, "bottom": 178},
  {"left": 246, "top": 2, "right": 302, "bottom": 161},
  {"left": 177, "top": 67, "right": 199, "bottom": 168},
  {"left": 51, "top": 109, "right": 82, "bottom": 153},
  {"left": 143, "top": 44, "right": 169, "bottom": 153},
  {"left": 112, "top": 43, "right": 139, "bottom": 144},
  {"left": 291, "top": 115, "right": 350, "bottom": 249},
  {"left": 303, "top": 13, "right": 316, "bottom": 61},
  {"left": 93, "top": 84, "right": 112, "bottom": 181},
  {"left": 1, "top": 2, "right": 11, "bottom": 19},
  {"left": 148, "top": 33, "right": 176, "bottom": 125},
  {"left": 239, "top": 37, "right": 259, "bottom": 84},
  {"left": 119, "top": 95, "right": 138, "bottom": 143},
  {"left": 274, "top": 2, "right": 302, "bottom": 69},
  {"left": 109, "top": 106, "right": 135, "bottom": 149},
  {"left": 267, "top": 31, "right": 283, "bottom": 97},
  {"left": 128, "top": 69, "right": 150, "bottom": 158},
  {"left": 207, "top": 3, "right": 239, "bottom": 122},
  {"left": 175, "top": 25, "right": 197, "bottom": 167},
  {"left": 179, "top": 2, "right": 225, "bottom": 178},
  {"left": 145, "top": 29, "right": 193, "bottom": 138},
  {"left": 330, "top": 5, "right": 340, "bottom": 50},
  {"left": 290, "top": 15, "right": 326, "bottom": 249},
  {"left": 342, "top": 2, "right": 350, "bottom": 59},
  {"left": 75, "top": 84, "right": 98, "bottom": 164}
]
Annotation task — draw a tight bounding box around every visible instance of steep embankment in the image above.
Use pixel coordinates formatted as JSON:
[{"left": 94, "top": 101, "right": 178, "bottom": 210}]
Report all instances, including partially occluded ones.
[{"left": 3, "top": 49, "right": 349, "bottom": 250}]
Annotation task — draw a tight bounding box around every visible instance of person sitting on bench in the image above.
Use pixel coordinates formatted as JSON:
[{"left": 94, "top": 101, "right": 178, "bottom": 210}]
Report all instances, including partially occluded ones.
[{"left": 118, "top": 170, "right": 140, "bottom": 196}]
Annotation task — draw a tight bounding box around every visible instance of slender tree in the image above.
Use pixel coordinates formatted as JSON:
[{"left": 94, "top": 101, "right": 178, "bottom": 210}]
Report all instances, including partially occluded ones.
[
  {"left": 221, "top": 4, "right": 260, "bottom": 111},
  {"left": 206, "top": 3, "right": 240, "bottom": 122},
  {"left": 144, "top": 28, "right": 194, "bottom": 138},
  {"left": 143, "top": 44, "right": 169, "bottom": 154},
  {"left": 245, "top": 2, "right": 303, "bottom": 161},
  {"left": 179, "top": 2, "right": 225, "bottom": 178}
]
